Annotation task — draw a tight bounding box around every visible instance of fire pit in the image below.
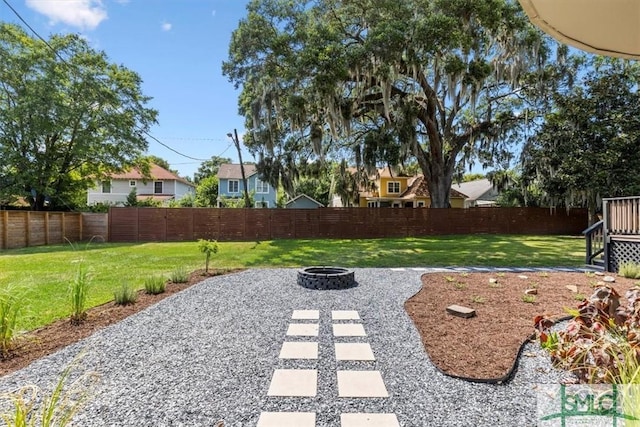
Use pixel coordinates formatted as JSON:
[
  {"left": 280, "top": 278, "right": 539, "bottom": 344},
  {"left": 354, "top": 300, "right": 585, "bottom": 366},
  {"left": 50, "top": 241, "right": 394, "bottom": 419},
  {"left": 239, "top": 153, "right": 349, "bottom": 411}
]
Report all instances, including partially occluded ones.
[{"left": 297, "top": 266, "right": 356, "bottom": 290}]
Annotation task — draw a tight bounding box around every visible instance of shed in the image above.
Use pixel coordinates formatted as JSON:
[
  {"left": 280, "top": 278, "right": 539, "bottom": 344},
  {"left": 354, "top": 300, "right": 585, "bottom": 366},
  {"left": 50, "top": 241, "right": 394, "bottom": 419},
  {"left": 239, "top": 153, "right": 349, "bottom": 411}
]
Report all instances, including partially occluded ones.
[{"left": 285, "top": 194, "right": 324, "bottom": 209}]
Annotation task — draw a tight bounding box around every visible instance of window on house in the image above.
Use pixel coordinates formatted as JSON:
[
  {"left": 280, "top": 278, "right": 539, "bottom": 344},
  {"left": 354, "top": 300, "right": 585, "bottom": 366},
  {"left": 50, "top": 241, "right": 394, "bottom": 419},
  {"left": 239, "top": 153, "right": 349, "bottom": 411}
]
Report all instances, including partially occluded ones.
[
  {"left": 387, "top": 181, "right": 400, "bottom": 193},
  {"left": 154, "top": 181, "right": 163, "bottom": 194},
  {"left": 129, "top": 180, "right": 136, "bottom": 187},
  {"left": 101, "top": 180, "right": 111, "bottom": 193},
  {"left": 367, "top": 201, "right": 378, "bottom": 208},
  {"left": 417, "top": 201, "right": 425, "bottom": 208},
  {"left": 392, "top": 202, "right": 401, "bottom": 208},
  {"left": 255, "top": 200, "right": 269, "bottom": 208},
  {"left": 228, "top": 180, "right": 239, "bottom": 193},
  {"left": 256, "top": 179, "right": 269, "bottom": 193}
]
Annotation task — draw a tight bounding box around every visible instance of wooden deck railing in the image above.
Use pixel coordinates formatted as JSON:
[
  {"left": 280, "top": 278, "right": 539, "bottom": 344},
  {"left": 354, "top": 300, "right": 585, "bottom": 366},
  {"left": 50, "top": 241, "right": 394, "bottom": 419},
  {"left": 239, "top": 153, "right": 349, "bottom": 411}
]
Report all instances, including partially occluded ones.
[
  {"left": 583, "top": 220, "right": 605, "bottom": 267},
  {"left": 605, "top": 196, "right": 640, "bottom": 235}
]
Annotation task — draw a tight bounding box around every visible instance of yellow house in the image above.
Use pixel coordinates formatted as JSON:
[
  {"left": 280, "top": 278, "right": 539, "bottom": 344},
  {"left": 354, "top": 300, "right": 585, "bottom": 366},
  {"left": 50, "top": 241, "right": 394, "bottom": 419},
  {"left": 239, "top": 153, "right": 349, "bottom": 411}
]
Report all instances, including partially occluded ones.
[{"left": 358, "top": 168, "right": 466, "bottom": 208}]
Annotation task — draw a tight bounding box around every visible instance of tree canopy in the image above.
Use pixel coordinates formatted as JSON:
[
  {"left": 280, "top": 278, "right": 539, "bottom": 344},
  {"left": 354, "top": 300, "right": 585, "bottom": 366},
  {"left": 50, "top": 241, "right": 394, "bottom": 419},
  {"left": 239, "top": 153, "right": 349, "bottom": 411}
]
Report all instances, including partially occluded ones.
[
  {"left": 194, "top": 156, "right": 232, "bottom": 184},
  {"left": 224, "top": 0, "right": 547, "bottom": 207},
  {"left": 0, "top": 23, "right": 157, "bottom": 210},
  {"left": 521, "top": 57, "right": 640, "bottom": 224}
]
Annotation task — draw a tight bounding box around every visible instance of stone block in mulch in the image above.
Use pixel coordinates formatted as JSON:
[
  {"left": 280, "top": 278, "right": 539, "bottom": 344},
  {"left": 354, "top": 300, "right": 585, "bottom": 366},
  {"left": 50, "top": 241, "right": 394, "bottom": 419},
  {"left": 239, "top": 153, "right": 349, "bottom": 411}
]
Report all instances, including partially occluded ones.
[{"left": 446, "top": 304, "right": 476, "bottom": 318}]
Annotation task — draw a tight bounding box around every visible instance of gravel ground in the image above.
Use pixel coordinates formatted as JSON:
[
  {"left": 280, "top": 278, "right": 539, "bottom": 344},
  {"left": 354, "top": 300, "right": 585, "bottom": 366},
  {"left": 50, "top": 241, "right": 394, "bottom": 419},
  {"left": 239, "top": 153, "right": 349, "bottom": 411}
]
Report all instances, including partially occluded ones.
[{"left": 0, "top": 268, "right": 573, "bottom": 427}]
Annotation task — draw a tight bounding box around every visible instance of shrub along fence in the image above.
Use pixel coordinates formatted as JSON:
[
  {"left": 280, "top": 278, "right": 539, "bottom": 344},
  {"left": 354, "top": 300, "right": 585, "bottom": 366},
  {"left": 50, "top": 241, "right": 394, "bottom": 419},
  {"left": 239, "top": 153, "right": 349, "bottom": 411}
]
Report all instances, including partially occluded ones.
[
  {"left": 108, "top": 207, "right": 587, "bottom": 242},
  {"left": 0, "top": 211, "right": 108, "bottom": 250}
]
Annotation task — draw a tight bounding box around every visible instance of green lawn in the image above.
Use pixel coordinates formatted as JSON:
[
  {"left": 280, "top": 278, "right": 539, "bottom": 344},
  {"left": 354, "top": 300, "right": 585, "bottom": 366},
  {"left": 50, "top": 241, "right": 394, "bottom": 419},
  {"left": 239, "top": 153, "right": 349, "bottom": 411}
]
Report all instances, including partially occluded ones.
[{"left": 0, "top": 235, "right": 585, "bottom": 331}]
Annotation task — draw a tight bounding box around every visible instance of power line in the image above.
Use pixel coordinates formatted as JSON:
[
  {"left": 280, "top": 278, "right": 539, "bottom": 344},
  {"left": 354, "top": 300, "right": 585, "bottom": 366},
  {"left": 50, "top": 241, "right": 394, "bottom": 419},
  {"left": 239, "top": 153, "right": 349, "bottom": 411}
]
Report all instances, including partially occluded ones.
[{"left": 1, "top": 0, "right": 215, "bottom": 163}]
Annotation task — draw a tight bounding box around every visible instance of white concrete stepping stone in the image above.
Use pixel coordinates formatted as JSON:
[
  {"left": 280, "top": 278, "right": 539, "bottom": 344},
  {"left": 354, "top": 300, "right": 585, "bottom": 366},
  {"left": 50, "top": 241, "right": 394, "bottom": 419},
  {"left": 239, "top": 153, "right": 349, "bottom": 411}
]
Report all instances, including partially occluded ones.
[
  {"left": 286, "top": 323, "right": 319, "bottom": 337},
  {"left": 257, "top": 412, "right": 316, "bottom": 427},
  {"left": 279, "top": 342, "right": 318, "bottom": 359},
  {"left": 292, "top": 310, "right": 319, "bottom": 320},
  {"left": 267, "top": 369, "right": 317, "bottom": 397},
  {"left": 332, "top": 310, "right": 360, "bottom": 320},
  {"left": 335, "top": 343, "right": 375, "bottom": 361},
  {"left": 333, "top": 323, "right": 366, "bottom": 337},
  {"left": 340, "top": 413, "right": 400, "bottom": 427},
  {"left": 337, "top": 370, "right": 388, "bottom": 397}
]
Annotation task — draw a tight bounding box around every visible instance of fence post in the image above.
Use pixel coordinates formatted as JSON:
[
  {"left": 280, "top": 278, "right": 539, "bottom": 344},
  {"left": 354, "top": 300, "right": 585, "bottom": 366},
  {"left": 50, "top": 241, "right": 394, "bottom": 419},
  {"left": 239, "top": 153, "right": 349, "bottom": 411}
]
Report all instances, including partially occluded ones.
[
  {"left": 25, "top": 212, "right": 30, "bottom": 247},
  {"left": 2, "top": 211, "right": 7, "bottom": 249},
  {"left": 79, "top": 213, "right": 83, "bottom": 241},
  {"left": 45, "top": 212, "right": 49, "bottom": 245}
]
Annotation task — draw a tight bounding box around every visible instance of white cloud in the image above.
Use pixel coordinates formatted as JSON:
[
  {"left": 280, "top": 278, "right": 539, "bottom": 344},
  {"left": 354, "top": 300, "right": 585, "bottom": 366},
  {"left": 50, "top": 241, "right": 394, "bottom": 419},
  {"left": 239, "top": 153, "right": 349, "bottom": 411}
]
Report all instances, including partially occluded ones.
[
  {"left": 25, "top": 0, "right": 108, "bottom": 30},
  {"left": 161, "top": 21, "right": 172, "bottom": 32}
]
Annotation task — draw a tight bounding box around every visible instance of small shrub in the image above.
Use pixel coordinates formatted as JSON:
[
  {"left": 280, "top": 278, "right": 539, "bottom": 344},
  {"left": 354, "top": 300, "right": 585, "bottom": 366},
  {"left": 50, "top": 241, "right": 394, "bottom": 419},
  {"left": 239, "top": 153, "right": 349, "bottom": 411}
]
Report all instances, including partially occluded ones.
[
  {"left": 169, "top": 266, "right": 189, "bottom": 284},
  {"left": 459, "top": 272, "right": 469, "bottom": 278},
  {"left": 454, "top": 282, "right": 466, "bottom": 290},
  {"left": 496, "top": 272, "right": 506, "bottom": 277},
  {"left": 69, "top": 264, "right": 89, "bottom": 325},
  {"left": 0, "top": 290, "right": 21, "bottom": 358},
  {"left": 144, "top": 276, "right": 166, "bottom": 295},
  {"left": 538, "top": 271, "right": 549, "bottom": 278},
  {"left": 536, "top": 285, "right": 640, "bottom": 384},
  {"left": 522, "top": 294, "right": 536, "bottom": 303},
  {"left": 471, "top": 295, "right": 486, "bottom": 304},
  {"left": 444, "top": 276, "right": 455, "bottom": 283},
  {"left": 198, "top": 239, "right": 219, "bottom": 273},
  {"left": 619, "top": 261, "right": 640, "bottom": 279},
  {"left": 574, "top": 293, "right": 586, "bottom": 301},
  {"left": 113, "top": 283, "right": 137, "bottom": 306}
]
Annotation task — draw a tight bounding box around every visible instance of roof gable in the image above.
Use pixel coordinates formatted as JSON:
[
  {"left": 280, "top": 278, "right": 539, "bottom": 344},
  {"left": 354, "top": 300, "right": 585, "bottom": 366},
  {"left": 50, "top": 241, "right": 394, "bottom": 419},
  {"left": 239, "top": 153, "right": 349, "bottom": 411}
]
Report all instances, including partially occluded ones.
[
  {"left": 218, "top": 163, "right": 258, "bottom": 180},
  {"left": 401, "top": 176, "right": 467, "bottom": 199},
  {"left": 285, "top": 194, "right": 324, "bottom": 207},
  {"left": 109, "top": 164, "right": 194, "bottom": 187}
]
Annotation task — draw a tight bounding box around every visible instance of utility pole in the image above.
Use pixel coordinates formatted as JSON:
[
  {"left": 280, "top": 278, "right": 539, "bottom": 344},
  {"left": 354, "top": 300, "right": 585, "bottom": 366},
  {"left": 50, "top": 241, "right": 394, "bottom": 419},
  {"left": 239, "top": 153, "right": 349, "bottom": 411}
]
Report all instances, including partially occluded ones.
[{"left": 227, "top": 129, "right": 251, "bottom": 208}]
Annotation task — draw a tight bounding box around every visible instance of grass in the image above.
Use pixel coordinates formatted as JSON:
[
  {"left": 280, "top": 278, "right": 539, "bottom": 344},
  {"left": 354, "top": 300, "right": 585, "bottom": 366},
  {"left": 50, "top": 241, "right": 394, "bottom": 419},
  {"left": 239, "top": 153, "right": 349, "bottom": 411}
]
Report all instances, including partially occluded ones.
[{"left": 0, "top": 235, "right": 584, "bottom": 332}]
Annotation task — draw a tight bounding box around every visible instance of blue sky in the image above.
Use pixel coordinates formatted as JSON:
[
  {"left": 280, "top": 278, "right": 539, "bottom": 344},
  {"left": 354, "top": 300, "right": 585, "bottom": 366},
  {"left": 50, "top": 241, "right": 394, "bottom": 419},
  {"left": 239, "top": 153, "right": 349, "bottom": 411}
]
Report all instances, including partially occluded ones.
[{"left": 2, "top": 0, "right": 252, "bottom": 179}]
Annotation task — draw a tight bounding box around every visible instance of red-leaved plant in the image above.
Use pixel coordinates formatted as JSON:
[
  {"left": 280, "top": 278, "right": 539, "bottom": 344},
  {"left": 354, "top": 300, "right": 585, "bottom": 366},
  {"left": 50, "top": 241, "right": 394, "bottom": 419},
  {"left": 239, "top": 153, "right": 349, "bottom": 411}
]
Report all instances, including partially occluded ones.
[{"left": 535, "top": 285, "right": 640, "bottom": 383}]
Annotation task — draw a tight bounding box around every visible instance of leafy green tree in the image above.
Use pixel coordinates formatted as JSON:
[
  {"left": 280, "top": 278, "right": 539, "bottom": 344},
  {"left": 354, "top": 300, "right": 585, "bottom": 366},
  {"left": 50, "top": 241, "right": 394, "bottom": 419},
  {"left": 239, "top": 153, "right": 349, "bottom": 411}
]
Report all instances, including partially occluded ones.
[
  {"left": 224, "top": 0, "right": 547, "bottom": 207},
  {"left": 0, "top": 24, "right": 157, "bottom": 210},
  {"left": 194, "top": 175, "right": 219, "bottom": 207},
  {"left": 522, "top": 58, "right": 640, "bottom": 224},
  {"left": 194, "top": 156, "right": 232, "bottom": 184}
]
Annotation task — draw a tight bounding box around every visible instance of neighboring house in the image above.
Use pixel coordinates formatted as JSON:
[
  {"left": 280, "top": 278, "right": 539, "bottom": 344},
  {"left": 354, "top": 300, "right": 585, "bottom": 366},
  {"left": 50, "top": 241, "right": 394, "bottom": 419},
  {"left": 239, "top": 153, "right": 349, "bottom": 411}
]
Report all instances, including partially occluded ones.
[
  {"left": 358, "top": 167, "right": 467, "bottom": 208},
  {"left": 285, "top": 194, "right": 324, "bottom": 209},
  {"left": 451, "top": 178, "right": 499, "bottom": 208},
  {"left": 87, "top": 163, "right": 195, "bottom": 206},
  {"left": 217, "top": 163, "right": 277, "bottom": 208}
]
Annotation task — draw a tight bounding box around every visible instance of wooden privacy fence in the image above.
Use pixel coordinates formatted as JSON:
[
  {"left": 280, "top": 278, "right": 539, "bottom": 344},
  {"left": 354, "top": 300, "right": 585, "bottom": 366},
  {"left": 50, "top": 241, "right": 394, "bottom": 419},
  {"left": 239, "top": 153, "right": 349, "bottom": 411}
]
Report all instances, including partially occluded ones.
[
  {"left": 108, "top": 207, "right": 588, "bottom": 242},
  {"left": 0, "top": 211, "right": 108, "bottom": 250}
]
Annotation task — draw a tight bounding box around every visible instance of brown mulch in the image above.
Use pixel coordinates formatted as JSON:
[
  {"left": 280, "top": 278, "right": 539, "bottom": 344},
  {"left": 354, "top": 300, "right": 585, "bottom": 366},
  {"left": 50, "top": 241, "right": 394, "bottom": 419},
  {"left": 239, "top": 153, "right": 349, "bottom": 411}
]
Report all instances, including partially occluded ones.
[
  {"left": 0, "top": 269, "right": 240, "bottom": 377},
  {"left": 405, "top": 271, "right": 640, "bottom": 381}
]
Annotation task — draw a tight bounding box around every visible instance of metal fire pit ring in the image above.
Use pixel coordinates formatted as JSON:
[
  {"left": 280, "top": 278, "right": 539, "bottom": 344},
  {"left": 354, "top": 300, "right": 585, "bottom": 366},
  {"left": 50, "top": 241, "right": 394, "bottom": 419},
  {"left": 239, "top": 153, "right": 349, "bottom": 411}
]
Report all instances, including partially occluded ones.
[{"left": 297, "top": 266, "right": 357, "bottom": 290}]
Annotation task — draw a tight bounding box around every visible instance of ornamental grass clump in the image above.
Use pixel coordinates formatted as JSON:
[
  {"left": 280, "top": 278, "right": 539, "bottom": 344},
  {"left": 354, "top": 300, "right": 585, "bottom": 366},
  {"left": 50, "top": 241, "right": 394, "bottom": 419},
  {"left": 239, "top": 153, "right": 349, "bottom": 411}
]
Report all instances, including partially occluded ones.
[
  {"left": 144, "top": 276, "right": 166, "bottom": 295},
  {"left": 69, "top": 264, "right": 89, "bottom": 325},
  {"left": 169, "top": 266, "right": 189, "bottom": 283},
  {"left": 619, "top": 262, "right": 640, "bottom": 279},
  {"left": 113, "top": 283, "right": 137, "bottom": 306},
  {"left": 0, "top": 290, "right": 21, "bottom": 358},
  {"left": 0, "top": 355, "right": 99, "bottom": 427}
]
